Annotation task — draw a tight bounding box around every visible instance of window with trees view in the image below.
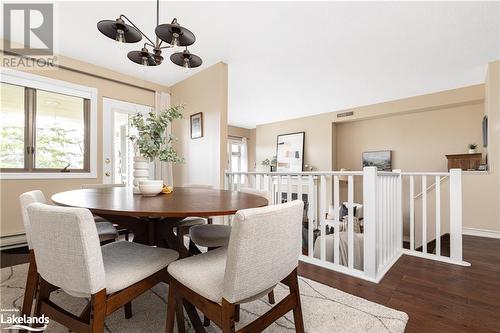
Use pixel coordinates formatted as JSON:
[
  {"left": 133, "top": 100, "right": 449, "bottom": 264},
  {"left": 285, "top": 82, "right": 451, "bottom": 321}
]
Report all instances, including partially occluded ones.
[{"left": 0, "top": 82, "right": 90, "bottom": 172}]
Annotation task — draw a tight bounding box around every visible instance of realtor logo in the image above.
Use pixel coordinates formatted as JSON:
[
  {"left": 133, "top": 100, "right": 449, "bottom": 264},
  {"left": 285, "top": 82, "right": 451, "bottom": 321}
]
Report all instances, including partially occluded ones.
[{"left": 3, "top": 3, "right": 54, "bottom": 55}]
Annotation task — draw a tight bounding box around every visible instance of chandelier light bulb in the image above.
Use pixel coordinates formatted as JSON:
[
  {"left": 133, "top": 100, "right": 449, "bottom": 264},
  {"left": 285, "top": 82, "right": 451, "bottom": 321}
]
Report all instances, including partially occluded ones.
[
  {"left": 171, "top": 34, "right": 180, "bottom": 48},
  {"left": 141, "top": 56, "right": 149, "bottom": 66},
  {"left": 116, "top": 29, "right": 126, "bottom": 43},
  {"left": 183, "top": 58, "right": 190, "bottom": 68}
]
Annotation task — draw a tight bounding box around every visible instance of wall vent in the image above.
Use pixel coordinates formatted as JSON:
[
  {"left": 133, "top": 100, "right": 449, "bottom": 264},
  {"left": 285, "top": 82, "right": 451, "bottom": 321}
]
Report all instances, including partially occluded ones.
[{"left": 337, "top": 111, "right": 354, "bottom": 118}]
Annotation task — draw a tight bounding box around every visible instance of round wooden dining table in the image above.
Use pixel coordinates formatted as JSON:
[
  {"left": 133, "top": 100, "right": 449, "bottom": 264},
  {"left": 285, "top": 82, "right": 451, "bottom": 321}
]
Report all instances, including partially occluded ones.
[
  {"left": 51, "top": 186, "right": 268, "bottom": 256},
  {"left": 52, "top": 186, "right": 267, "bottom": 333}
]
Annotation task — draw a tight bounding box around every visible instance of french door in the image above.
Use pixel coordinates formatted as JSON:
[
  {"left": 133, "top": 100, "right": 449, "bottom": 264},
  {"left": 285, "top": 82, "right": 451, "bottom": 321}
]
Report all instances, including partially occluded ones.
[{"left": 102, "top": 98, "right": 153, "bottom": 185}]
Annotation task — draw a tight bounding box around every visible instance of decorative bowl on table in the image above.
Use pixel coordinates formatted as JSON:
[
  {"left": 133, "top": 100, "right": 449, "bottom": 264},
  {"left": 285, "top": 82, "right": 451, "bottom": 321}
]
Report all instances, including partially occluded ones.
[{"left": 138, "top": 180, "right": 163, "bottom": 196}]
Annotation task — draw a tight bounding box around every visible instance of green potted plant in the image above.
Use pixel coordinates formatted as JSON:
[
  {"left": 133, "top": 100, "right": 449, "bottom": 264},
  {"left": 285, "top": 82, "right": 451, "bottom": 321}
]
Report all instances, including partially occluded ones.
[
  {"left": 468, "top": 143, "right": 478, "bottom": 154},
  {"left": 129, "top": 105, "right": 184, "bottom": 193},
  {"left": 261, "top": 156, "right": 277, "bottom": 172}
]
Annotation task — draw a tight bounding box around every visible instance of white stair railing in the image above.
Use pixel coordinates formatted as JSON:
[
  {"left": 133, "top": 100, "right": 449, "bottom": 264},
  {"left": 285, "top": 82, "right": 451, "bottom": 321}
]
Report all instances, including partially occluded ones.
[
  {"left": 225, "top": 167, "right": 469, "bottom": 283},
  {"left": 403, "top": 170, "right": 469, "bottom": 266}
]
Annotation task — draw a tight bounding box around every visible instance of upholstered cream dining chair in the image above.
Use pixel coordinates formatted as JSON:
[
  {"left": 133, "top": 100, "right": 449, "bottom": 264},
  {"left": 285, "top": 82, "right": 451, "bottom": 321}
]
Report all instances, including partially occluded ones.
[
  {"left": 188, "top": 187, "right": 275, "bottom": 326},
  {"left": 176, "top": 184, "right": 215, "bottom": 253},
  {"left": 166, "top": 200, "right": 305, "bottom": 333},
  {"left": 27, "top": 203, "right": 179, "bottom": 333},
  {"left": 18, "top": 190, "right": 121, "bottom": 321},
  {"left": 81, "top": 183, "right": 130, "bottom": 241}
]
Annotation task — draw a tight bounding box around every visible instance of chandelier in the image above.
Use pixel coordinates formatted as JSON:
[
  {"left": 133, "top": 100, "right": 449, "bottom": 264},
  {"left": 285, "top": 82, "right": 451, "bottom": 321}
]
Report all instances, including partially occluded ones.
[{"left": 96, "top": 0, "right": 202, "bottom": 68}]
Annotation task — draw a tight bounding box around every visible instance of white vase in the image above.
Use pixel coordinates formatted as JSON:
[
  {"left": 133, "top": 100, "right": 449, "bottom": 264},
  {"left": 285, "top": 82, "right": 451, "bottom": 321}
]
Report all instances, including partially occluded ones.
[
  {"left": 468, "top": 149, "right": 476, "bottom": 154},
  {"left": 133, "top": 156, "right": 149, "bottom": 194}
]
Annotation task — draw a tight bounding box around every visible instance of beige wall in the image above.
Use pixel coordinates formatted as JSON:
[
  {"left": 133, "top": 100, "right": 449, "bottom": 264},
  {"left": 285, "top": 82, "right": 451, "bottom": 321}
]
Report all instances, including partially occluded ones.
[
  {"left": 335, "top": 102, "right": 487, "bottom": 240},
  {"left": 228, "top": 125, "right": 257, "bottom": 171},
  {"left": 256, "top": 85, "right": 484, "bottom": 172},
  {"left": 171, "top": 63, "right": 228, "bottom": 188},
  {"left": 0, "top": 51, "right": 170, "bottom": 238},
  {"left": 335, "top": 103, "right": 485, "bottom": 172},
  {"left": 256, "top": 83, "right": 500, "bottom": 233}
]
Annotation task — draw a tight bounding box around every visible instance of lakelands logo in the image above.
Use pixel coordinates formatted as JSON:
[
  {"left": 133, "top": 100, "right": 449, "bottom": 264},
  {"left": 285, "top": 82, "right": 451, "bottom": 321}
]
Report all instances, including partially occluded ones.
[
  {"left": 2, "top": 3, "right": 57, "bottom": 69},
  {"left": 1, "top": 312, "right": 49, "bottom": 331}
]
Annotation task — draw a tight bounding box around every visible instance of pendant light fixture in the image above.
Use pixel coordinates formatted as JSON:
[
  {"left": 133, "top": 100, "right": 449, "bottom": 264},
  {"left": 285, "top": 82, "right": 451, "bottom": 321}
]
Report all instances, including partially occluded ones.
[
  {"left": 170, "top": 48, "right": 202, "bottom": 68},
  {"left": 97, "top": 0, "right": 202, "bottom": 68}
]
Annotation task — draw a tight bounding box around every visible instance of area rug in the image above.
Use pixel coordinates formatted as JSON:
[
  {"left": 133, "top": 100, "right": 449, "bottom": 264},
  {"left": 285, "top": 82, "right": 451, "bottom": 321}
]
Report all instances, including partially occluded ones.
[{"left": 1, "top": 264, "right": 408, "bottom": 332}]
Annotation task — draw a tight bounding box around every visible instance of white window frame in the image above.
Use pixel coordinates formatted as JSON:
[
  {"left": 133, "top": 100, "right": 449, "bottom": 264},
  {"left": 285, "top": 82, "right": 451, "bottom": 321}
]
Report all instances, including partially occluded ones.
[{"left": 0, "top": 68, "right": 97, "bottom": 179}]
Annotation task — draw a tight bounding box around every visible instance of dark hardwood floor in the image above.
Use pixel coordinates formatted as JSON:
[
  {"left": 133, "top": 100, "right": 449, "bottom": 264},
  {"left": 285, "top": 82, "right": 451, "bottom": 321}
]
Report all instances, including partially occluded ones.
[
  {"left": 3, "top": 235, "right": 499, "bottom": 332},
  {"left": 299, "top": 235, "right": 500, "bottom": 333}
]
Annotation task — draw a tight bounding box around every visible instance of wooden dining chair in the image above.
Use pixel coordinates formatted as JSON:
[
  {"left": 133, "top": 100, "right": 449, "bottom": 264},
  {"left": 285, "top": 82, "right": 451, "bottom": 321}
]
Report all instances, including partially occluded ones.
[
  {"left": 166, "top": 201, "right": 305, "bottom": 333},
  {"left": 176, "top": 184, "right": 215, "bottom": 254},
  {"left": 18, "top": 190, "right": 123, "bottom": 321},
  {"left": 188, "top": 187, "right": 276, "bottom": 325},
  {"left": 26, "top": 203, "right": 180, "bottom": 333},
  {"left": 81, "top": 183, "right": 130, "bottom": 241}
]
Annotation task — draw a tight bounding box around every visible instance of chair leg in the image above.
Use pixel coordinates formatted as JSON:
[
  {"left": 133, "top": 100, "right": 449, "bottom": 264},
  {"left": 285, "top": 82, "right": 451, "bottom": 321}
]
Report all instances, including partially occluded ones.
[
  {"left": 268, "top": 290, "right": 275, "bottom": 304},
  {"left": 165, "top": 281, "right": 177, "bottom": 333},
  {"left": 203, "top": 315, "right": 210, "bottom": 326},
  {"left": 234, "top": 304, "right": 240, "bottom": 323},
  {"left": 289, "top": 271, "right": 305, "bottom": 333},
  {"left": 124, "top": 302, "right": 133, "bottom": 319},
  {"left": 221, "top": 299, "right": 236, "bottom": 333},
  {"left": 21, "top": 251, "right": 38, "bottom": 319},
  {"left": 33, "top": 279, "right": 51, "bottom": 328},
  {"left": 90, "top": 290, "right": 106, "bottom": 333},
  {"left": 175, "top": 295, "right": 186, "bottom": 333}
]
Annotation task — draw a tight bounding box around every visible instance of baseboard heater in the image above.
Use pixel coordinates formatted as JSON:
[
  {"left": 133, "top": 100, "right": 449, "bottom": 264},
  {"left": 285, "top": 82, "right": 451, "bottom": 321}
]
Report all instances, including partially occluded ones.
[{"left": 0, "top": 233, "right": 28, "bottom": 250}]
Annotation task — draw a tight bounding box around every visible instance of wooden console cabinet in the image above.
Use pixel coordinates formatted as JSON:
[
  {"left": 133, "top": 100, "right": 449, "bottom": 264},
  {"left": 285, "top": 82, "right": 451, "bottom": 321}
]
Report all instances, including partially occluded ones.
[{"left": 445, "top": 153, "right": 482, "bottom": 171}]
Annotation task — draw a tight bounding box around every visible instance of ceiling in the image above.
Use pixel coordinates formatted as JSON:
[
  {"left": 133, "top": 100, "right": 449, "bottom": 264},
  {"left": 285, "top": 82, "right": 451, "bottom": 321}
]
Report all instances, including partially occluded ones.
[{"left": 3, "top": 1, "right": 499, "bottom": 128}]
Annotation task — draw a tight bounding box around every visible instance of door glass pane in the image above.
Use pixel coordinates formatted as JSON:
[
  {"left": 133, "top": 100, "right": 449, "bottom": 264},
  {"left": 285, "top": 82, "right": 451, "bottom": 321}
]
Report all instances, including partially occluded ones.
[
  {"left": 0, "top": 83, "right": 25, "bottom": 168},
  {"left": 35, "top": 90, "right": 85, "bottom": 169},
  {"left": 113, "top": 111, "right": 134, "bottom": 185}
]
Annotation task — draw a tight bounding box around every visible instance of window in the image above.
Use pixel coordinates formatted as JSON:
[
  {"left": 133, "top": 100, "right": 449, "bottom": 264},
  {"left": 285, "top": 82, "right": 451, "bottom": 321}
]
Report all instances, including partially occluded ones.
[
  {"left": 0, "top": 69, "right": 97, "bottom": 179},
  {"left": 228, "top": 137, "right": 248, "bottom": 184}
]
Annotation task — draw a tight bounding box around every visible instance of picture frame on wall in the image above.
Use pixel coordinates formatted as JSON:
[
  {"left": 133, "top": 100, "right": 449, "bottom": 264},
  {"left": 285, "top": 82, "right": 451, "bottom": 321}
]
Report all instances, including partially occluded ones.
[
  {"left": 190, "top": 112, "right": 203, "bottom": 139},
  {"left": 276, "top": 132, "right": 305, "bottom": 172},
  {"left": 362, "top": 150, "right": 392, "bottom": 171}
]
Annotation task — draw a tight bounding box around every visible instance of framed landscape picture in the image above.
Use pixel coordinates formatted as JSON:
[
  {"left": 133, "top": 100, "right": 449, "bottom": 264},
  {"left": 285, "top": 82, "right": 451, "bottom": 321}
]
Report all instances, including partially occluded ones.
[
  {"left": 362, "top": 150, "right": 392, "bottom": 171},
  {"left": 190, "top": 112, "right": 203, "bottom": 139},
  {"left": 276, "top": 132, "right": 305, "bottom": 172}
]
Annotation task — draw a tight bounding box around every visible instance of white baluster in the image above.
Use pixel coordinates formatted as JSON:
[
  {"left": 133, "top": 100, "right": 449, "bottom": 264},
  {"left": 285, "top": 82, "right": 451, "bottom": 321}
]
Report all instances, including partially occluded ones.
[
  {"left": 449, "top": 169, "right": 463, "bottom": 262},
  {"left": 267, "top": 175, "right": 274, "bottom": 205},
  {"left": 308, "top": 175, "right": 314, "bottom": 258},
  {"left": 256, "top": 174, "right": 262, "bottom": 190},
  {"left": 297, "top": 175, "right": 303, "bottom": 256},
  {"left": 320, "top": 175, "right": 327, "bottom": 261},
  {"left": 377, "top": 176, "right": 383, "bottom": 268},
  {"left": 236, "top": 174, "right": 241, "bottom": 191},
  {"left": 277, "top": 175, "right": 282, "bottom": 204},
  {"left": 409, "top": 176, "right": 415, "bottom": 251},
  {"left": 362, "top": 167, "right": 377, "bottom": 278},
  {"left": 435, "top": 175, "right": 441, "bottom": 257},
  {"left": 422, "top": 176, "right": 427, "bottom": 254},
  {"left": 287, "top": 175, "right": 292, "bottom": 203},
  {"left": 333, "top": 175, "right": 340, "bottom": 265},
  {"left": 347, "top": 175, "right": 354, "bottom": 269}
]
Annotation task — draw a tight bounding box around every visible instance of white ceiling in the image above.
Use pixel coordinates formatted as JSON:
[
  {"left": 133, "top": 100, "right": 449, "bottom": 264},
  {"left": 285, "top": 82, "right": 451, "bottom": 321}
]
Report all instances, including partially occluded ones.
[{"left": 3, "top": 1, "right": 499, "bottom": 128}]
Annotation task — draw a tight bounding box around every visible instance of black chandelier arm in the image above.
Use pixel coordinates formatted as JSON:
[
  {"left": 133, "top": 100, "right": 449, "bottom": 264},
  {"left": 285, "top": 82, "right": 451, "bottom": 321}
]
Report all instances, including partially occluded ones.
[{"left": 119, "top": 14, "right": 157, "bottom": 47}]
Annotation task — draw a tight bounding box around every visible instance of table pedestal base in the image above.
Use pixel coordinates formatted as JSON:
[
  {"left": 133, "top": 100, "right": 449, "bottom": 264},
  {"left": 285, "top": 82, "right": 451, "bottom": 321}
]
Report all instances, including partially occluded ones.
[{"left": 96, "top": 214, "right": 206, "bottom": 332}]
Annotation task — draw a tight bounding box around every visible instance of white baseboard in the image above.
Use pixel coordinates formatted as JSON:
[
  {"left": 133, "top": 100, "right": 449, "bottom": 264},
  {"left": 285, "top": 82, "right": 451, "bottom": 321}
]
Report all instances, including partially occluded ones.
[{"left": 463, "top": 227, "right": 500, "bottom": 239}]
